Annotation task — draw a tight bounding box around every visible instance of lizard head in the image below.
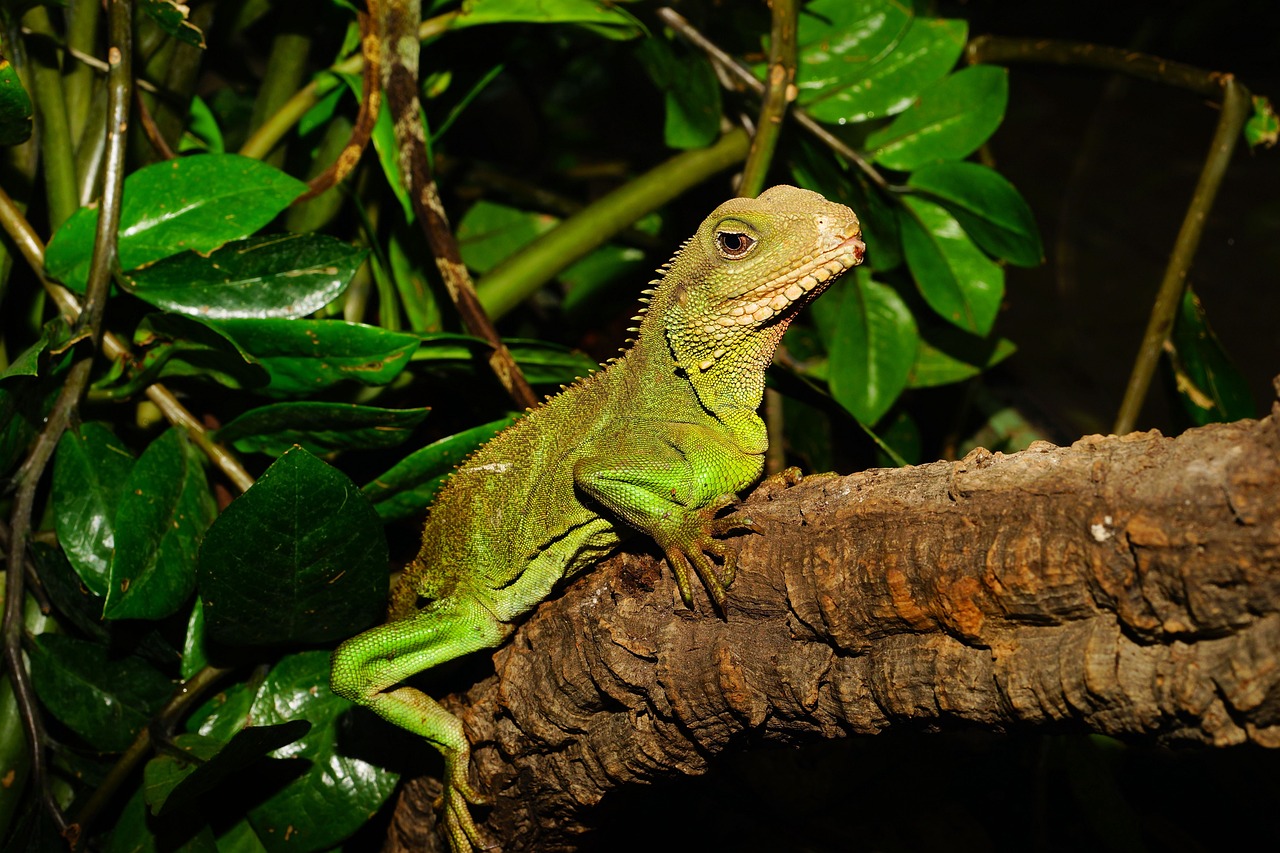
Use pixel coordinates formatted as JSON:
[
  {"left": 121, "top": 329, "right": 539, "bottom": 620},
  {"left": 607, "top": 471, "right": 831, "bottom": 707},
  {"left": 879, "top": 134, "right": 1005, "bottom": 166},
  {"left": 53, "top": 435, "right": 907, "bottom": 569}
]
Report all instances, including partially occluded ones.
[{"left": 657, "top": 185, "right": 864, "bottom": 383}]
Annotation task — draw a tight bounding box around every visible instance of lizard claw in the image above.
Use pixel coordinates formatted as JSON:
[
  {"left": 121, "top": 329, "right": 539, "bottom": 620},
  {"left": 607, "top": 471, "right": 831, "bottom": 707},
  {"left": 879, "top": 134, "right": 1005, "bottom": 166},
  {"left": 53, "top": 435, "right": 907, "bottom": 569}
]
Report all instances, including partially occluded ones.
[
  {"left": 662, "top": 494, "right": 755, "bottom": 611},
  {"left": 438, "top": 755, "right": 497, "bottom": 851}
]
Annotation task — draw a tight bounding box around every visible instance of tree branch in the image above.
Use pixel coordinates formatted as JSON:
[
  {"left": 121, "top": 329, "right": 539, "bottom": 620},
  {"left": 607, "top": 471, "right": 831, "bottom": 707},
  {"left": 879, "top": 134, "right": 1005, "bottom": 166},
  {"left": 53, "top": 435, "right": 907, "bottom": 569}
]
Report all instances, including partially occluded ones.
[{"left": 387, "top": 396, "right": 1280, "bottom": 850}]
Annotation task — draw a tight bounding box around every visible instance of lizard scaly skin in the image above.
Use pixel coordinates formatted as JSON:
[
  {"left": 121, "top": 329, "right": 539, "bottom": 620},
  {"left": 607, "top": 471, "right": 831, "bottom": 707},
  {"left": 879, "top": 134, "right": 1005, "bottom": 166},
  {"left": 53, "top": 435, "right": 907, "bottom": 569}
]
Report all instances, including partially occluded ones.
[{"left": 331, "top": 185, "right": 864, "bottom": 850}]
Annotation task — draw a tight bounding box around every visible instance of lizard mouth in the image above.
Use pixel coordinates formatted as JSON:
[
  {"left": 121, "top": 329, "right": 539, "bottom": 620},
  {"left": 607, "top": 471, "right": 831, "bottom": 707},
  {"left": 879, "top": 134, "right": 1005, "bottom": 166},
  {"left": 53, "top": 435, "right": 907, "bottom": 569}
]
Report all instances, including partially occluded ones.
[{"left": 715, "top": 227, "right": 865, "bottom": 330}]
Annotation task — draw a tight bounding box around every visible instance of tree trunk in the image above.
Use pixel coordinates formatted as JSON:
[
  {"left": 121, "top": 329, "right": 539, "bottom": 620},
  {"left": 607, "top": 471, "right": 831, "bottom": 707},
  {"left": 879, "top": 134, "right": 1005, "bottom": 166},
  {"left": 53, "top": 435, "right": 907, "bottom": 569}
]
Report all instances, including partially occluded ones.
[{"left": 385, "top": 397, "right": 1280, "bottom": 851}]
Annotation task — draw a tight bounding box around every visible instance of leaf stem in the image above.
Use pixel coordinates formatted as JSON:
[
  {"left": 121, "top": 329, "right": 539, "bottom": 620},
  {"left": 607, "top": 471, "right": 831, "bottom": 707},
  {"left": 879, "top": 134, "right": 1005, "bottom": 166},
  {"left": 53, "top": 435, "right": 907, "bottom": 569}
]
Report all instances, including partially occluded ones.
[{"left": 69, "top": 664, "right": 232, "bottom": 849}]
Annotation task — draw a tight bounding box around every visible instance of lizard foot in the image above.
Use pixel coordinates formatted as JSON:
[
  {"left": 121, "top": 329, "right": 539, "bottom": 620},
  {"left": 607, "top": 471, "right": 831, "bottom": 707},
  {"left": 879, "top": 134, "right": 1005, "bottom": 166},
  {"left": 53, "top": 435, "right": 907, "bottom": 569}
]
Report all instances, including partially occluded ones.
[
  {"left": 662, "top": 495, "right": 758, "bottom": 611},
  {"left": 437, "top": 755, "right": 497, "bottom": 852}
]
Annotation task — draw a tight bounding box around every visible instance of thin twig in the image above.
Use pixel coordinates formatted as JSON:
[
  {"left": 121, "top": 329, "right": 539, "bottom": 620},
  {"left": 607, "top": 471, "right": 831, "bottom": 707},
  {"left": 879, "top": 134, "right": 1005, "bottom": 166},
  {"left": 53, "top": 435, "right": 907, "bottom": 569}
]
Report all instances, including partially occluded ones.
[
  {"left": 966, "top": 35, "right": 1234, "bottom": 99},
  {"left": 382, "top": 0, "right": 538, "bottom": 410},
  {"left": 238, "top": 10, "right": 458, "bottom": 161},
  {"left": 0, "top": 187, "right": 256, "bottom": 494},
  {"left": 68, "top": 664, "right": 231, "bottom": 848},
  {"left": 738, "top": 0, "right": 798, "bottom": 476},
  {"left": 656, "top": 7, "right": 891, "bottom": 193},
  {"left": 738, "top": 0, "right": 797, "bottom": 197},
  {"left": 1112, "top": 78, "right": 1250, "bottom": 434},
  {"left": 295, "top": 7, "right": 381, "bottom": 201},
  {"left": 135, "top": 90, "right": 177, "bottom": 160}
]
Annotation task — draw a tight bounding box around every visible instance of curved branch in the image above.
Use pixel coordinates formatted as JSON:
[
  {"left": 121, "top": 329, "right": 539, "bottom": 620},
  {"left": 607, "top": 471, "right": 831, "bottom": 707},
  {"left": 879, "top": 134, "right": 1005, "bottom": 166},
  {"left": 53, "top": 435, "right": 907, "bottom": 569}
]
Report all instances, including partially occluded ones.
[{"left": 388, "top": 400, "right": 1280, "bottom": 850}]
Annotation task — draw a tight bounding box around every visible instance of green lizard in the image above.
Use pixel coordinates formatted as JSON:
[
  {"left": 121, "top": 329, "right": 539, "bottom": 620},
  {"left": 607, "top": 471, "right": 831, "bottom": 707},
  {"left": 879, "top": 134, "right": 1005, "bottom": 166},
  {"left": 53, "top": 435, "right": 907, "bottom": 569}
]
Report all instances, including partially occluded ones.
[{"left": 331, "top": 185, "right": 864, "bottom": 850}]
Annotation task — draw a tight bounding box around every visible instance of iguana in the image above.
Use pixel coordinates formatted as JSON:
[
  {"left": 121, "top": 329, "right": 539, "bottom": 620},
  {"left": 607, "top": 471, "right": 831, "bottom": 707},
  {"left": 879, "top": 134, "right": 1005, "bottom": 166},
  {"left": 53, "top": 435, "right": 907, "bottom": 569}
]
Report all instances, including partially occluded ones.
[{"left": 331, "top": 185, "right": 864, "bottom": 850}]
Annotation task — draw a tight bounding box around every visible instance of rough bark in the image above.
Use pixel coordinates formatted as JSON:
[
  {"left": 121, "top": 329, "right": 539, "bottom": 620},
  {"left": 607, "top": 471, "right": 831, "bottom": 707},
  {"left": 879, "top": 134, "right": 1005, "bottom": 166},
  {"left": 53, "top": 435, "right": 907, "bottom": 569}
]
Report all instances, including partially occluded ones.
[{"left": 386, "top": 401, "right": 1280, "bottom": 851}]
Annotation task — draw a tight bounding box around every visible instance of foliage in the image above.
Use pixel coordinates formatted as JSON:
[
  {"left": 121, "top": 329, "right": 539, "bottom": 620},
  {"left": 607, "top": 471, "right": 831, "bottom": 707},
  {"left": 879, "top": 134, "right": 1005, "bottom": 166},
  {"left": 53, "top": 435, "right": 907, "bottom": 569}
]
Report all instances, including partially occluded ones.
[{"left": 0, "top": 0, "right": 1267, "bottom": 850}]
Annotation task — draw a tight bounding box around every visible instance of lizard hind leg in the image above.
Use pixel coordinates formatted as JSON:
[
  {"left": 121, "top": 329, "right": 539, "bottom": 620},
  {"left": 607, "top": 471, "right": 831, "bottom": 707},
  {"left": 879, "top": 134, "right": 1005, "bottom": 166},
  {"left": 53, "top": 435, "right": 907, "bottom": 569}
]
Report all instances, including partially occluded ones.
[{"left": 330, "top": 596, "right": 511, "bottom": 851}]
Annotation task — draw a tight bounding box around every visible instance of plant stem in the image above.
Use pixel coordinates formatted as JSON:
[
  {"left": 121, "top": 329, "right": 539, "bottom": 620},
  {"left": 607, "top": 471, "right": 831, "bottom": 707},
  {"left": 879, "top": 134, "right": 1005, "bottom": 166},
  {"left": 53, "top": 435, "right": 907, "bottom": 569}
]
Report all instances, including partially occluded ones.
[
  {"left": 239, "top": 11, "right": 458, "bottom": 161},
  {"left": 738, "top": 0, "right": 796, "bottom": 198},
  {"left": 478, "top": 128, "right": 750, "bottom": 321},
  {"left": 248, "top": 27, "right": 313, "bottom": 166},
  {"left": 62, "top": 0, "right": 101, "bottom": 146},
  {"left": 656, "top": 6, "right": 890, "bottom": 193},
  {"left": 21, "top": 5, "right": 78, "bottom": 230},
  {"left": 1112, "top": 78, "right": 1250, "bottom": 434}
]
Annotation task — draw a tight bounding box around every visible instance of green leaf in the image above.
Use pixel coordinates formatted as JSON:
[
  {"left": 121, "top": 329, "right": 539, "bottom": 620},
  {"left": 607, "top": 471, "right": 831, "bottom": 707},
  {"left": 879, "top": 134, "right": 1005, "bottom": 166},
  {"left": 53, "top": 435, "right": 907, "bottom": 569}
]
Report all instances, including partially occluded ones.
[
  {"left": 45, "top": 154, "right": 306, "bottom": 291},
  {"left": 182, "top": 599, "right": 209, "bottom": 680},
  {"left": 53, "top": 422, "right": 136, "bottom": 597},
  {"left": 198, "top": 448, "right": 388, "bottom": 645},
  {"left": 215, "top": 402, "right": 430, "bottom": 456},
  {"left": 907, "top": 161, "right": 1042, "bottom": 267},
  {"left": 1244, "top": 94, "right": 1277, "bottom": 150},
  {"left": 139, "top": 0, "right": 206, "bottom": 48},
  {"left": 793, "top": 0, "right": 914, "bottom": 100},
  {"left": 363, "top": 415, "right": 516, "bottom": 521},
  {"left": 130, "top": 312, "right": 271, "bottom": 391},
  {"left": 0, "top": 50, "right": 33, "bottom": 145},
  {"left": 180, "top": 94, "right": 224, "bottom": 154},
  {"left": 908, "top": 325, "right": 1017, "bottom": 388},
  {"left": 413, "top": 333, "right": 597, "bottom": 386},
  {"left": 1168, "top": 287, "right": 1255, "bottom": 425},
  {"left": 457, "top": 200, "right": 558, "bottom": 274},
  {"left": 207, "top": 318, "right": 421, "bottom": 396},
  {"left": 636, "top": 38, "right": 721, "bottom": 150},
  {"left": 120, "top": 233, "right": 366, "bottom": 319},
  {"left": 866, "top": 64, "right": 1008, "bottom": 171},
  {"left": 0, "top": 386, "right": 38, "bottom": 476},
  {"left": 105, "top": 428, "right": 216, "bottom": 620},
  {"left": 245, "top": 653, "right": 399, "bottom": 852},
  {"left": 0, "top": 317, "right": 77, "bottom": 382},
  {"left": 105, "top": 783, "right": 218, "bottom": 853},
  {"left": 898, "top": 195, "right": 1005, "bottom": 335},
  {"left": 145, "top": 723, "right": 311, "bottom": 817},
  {"left": 451, "top": 0, "right": 643, "bottom": 38},
  {"left": 828, "top": 274, "right": 919, "bottom": 425},
  {"left": 27, "top": 634, "right": 171, "bottom": 752},
  {"left": 802, "top": 15, "right": 970, "bottom": 126}
]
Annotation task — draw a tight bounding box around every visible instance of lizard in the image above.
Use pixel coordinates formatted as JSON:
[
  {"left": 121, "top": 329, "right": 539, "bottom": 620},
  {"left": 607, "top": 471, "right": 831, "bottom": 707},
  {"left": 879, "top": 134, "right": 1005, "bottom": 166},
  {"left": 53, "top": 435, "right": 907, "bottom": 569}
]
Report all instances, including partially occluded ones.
[{"left": 330, "top": 184, "right": 864, "bottom": 851}]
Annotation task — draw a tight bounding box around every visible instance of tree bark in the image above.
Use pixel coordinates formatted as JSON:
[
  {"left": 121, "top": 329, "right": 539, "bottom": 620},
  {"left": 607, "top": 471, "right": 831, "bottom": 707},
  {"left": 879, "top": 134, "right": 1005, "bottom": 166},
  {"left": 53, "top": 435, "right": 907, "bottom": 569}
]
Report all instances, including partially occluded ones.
[{"left": 386, "top": 397, "right": 1280, "bottom": 851}]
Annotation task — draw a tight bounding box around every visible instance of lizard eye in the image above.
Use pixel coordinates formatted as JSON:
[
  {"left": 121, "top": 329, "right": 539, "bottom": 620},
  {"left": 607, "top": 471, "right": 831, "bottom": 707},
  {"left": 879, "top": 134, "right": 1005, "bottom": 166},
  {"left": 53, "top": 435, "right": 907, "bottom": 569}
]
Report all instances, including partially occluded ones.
[{"left": 715, "top": 231, "right": 755, "bottom": 259}]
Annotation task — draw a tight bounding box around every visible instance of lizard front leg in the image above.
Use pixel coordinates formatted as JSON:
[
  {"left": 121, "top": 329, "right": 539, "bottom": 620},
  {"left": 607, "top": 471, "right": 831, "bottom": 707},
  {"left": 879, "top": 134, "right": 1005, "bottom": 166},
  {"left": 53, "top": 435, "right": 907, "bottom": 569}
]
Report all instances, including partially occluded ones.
[{"left": 574, "top": 424, "right": 761, "bottom": 608}]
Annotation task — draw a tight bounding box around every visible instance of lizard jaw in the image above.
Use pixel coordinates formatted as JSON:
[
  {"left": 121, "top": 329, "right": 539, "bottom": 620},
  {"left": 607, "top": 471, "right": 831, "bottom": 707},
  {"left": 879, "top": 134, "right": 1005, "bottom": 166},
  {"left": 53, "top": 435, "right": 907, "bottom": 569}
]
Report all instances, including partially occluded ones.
[{"left": 714, "top": 227, "right": 865, "bottom": 331}]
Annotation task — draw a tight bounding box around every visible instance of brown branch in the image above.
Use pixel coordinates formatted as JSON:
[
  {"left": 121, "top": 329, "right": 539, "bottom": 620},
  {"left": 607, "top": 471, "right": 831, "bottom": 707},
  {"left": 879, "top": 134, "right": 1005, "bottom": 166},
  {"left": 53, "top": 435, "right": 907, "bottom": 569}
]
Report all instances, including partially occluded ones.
[
  {"left": 381, "top": 0, "right": 538, "bottom": 410},
  {"left": 296, "top": 5, "right": 380, "bottom": 202},
  {"left": 387, "top": 397, "right": 1280, "bottom": 850}
]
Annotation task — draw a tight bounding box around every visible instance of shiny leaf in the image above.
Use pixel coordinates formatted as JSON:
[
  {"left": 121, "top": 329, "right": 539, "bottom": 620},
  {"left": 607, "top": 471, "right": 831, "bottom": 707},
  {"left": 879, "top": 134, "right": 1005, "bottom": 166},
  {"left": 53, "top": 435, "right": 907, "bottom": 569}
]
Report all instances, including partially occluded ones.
[
  {"left": 828, "top": 274, "right": 919, "bottom": 425},
  {"left": 908, "top": 324, "right": 1017, "bottom": 388},
  {"left": 451, "top": 0, "right": 642, "bottom": 38},
  {"left": 246, "top": 653, "right": 399, "bottom": 852},
  {"left": 907, "top": 161, "right": 1042, "bottom": 267},
  {"left": 207, "top": 318, "right": 421, "bottom": 396},
  {"left": 215, "top": 402, "right": 430, "bottom": 456},
  {"left": 363, "top": 415, "right": 516, "bottom": 521},
  {"left": 1168, "top": 287, "right": 1255, "bottom": 425},
  {"left": 27, "top": 634, "right": 171, "bottom": 752},
  {"left": 899, "top": 195, "right": 1004, "bottom": 335},
  {"left": 139, "top": 0, "right": 206, "bottom": 48},
  {"left": 130, "top": 312, "right": 271, "bottom": 391},
  {"left": 198, "top": 447, "right": 387, "bottom": 646},
  {"left": 866, "top": 65, "right": 1008, "bottom": 171},
  {"left": 145, "top": 723, "right": 311, "bottom": 817},
  {"left": 105, "top": 428, "right": 216, "bottom": 620},
  {"left": 120, "top": 233, "right": 366, "bottom": 319},
  {"left": 45, "top": 154, "right": 306, "bottom": 291},
  {"left": 803, "top": 15, "right": 968, "bottom": 126},
  {"left": 413, "top": 332, "right": 597, "bottom": 386},
  {"left": 53, "top": 422, "right": 136, "bottom": 596},
  {"left": 0, "top": 51, "right": 33, "bottom": 145}
]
